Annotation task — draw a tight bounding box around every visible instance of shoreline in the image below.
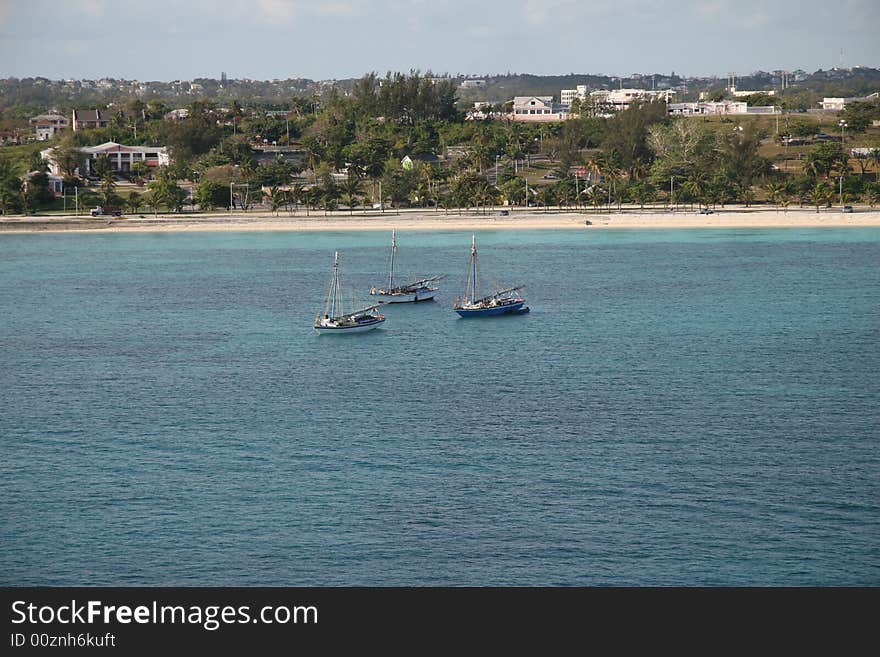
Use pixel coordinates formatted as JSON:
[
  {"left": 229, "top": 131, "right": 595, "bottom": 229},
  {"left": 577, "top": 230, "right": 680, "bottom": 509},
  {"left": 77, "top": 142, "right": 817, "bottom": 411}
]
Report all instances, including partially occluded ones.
[{"left": 2, "top": 207, "right": 880, "bottom": 233}]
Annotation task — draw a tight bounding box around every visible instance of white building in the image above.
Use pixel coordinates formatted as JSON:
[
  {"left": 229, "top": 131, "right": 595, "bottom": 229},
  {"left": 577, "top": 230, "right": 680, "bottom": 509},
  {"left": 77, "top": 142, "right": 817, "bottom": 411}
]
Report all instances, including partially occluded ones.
[
  {"left": 41, "top": 141, "right": 170, "bottom": 177},
  {"left": 728, "top": 87, "right": 775, "bottom": 97},
  {"left": 590, "top": 88, "right": 675, "bottom": 115},
  {"left": 820, "top": 92, "right": 879, "bottom": 111},
  {"left": 29, "top": 112, "right": 70, "bottom": 141},
  {"left": 560, "top": 85, "right": 589, "bottom": 105},
  {"left": 667, "top": 101, "right": 778, "bottom": 116},
  {"left": 511, "top": 96, "right": 569, "bottom": 122}
]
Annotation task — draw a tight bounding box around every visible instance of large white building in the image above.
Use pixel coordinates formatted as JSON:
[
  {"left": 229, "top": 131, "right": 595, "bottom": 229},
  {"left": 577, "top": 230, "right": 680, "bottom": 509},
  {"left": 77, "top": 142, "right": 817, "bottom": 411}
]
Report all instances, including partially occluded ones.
[
  {"left": 667, "top": 101, "right": 779, "bottom": 116},
  {"left": 41, "top": 141, "right": 170, "bottom": 177},
  {"left": 511, "top": 96, "right": 569, "bottom": 122},
  {"left": 560, "top": 85, "right": 589, "bottom": 105},
  {"left": 590, "top": 88, "right": 676, "bottom": 114}
]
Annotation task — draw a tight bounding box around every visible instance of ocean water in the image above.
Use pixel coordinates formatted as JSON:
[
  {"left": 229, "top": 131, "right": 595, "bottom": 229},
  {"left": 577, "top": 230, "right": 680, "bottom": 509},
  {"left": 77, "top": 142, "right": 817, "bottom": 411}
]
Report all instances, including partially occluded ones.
[{"left": 1, "top": 227, "right": 878, "bottom": 586}]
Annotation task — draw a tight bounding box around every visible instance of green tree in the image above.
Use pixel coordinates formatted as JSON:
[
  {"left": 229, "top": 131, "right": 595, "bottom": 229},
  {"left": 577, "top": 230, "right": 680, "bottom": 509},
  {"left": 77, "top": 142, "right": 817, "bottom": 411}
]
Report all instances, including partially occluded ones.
[
  {"left": 100, "top": 171, "right": 118, "bottom": 206},
  {"left": 147, "top": 166, "right": 186, "bottom": 213},
  {"left": 803, "top": 142, "right": 849, "bottom": 180},
  {"left": 808, "top": 182, "right": 833, "bottom": 213},
  {"left": 24, "top": 171, "right": 54, "bottom": 208},
  {"left": 716, "top": 124, "right": 772, "bottom": 194},
  {"left": 268, "top": 187, "right": 286, "bottom": 216},
  {"left": 194, "top": 180, "right": 230, "bottom": 211},
  {"left": 53, "top": 141, "right": 87, "bottom": 178},
  {"left": 602, "top": 99, "right": 669, "bottom": 180},
  {"left": 0, "top": 158, "right": 24, "bottom": 214},
  {"left": 160, "top": 102, "right": 223, "bottom": 164},
  {"left": 339, "top": 174, "right": 363, "bottom": 214},
  {"left": 125, "top": 191, "right": 143, "bottom": 214},
  {"left": 630, "top": 180, "right": 656, "bottom": 211},
  {"left": 91, "top": 154, "right": 112, "bottom": 179},
  {"left": 764, "top": 181, "right": 785, "bottom": 211}
]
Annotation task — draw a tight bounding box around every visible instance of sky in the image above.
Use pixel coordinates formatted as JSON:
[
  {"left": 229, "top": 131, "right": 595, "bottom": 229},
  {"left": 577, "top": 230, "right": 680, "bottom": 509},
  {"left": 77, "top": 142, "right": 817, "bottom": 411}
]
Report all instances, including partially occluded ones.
[{"left": 1, "top": 0, "right": 878, "bottom": 81}]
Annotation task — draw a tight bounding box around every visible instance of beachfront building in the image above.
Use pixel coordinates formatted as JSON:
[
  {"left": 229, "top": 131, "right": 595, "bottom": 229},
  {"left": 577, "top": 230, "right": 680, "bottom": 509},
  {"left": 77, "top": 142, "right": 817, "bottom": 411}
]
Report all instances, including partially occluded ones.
[
  {"left": 40, "top": 141, "right": 170, "bottom": 177},
  {"left": 511, "top": 96, "right": 570, "bottom": 122},
  {"left": 590, "top": 88, "right": 676, "bottom": 115},
  {"left": 29, "top": 112, "right": 70, "bottom": 140},
  {"left": 667, "top": 101, "right": 779, "bottom": 116}
]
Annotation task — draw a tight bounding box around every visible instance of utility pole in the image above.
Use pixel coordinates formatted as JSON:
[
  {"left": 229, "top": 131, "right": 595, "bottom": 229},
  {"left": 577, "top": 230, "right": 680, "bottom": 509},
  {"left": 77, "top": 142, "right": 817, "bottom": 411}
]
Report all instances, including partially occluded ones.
[
  {"left": 230, "top": 182, "right": 233, "bottom": 211},
  {"left": 670, "top": 177, "right": 674, "bottom": 211}
]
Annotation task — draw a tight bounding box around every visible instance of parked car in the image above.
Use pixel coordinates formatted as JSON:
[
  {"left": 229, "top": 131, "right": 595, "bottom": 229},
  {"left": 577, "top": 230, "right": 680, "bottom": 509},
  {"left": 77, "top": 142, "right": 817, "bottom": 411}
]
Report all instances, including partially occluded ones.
[
  {"left": 499, "top": 210, "right": 509, "bottom": 216},
  {"left": 842, "top": 205, "right": 854, "bottom": 213},
  {"left": 699, "top": 207, "right": 714, "bottom": 214}
]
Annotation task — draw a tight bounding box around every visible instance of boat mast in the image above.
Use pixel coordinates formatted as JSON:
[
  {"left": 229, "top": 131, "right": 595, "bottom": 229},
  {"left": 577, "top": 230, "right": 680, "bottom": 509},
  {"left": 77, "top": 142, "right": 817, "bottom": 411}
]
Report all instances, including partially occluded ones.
[
  {"left": 388, "top": 229, "right": 397, "bottom": 290},
  {"left": 327, "top": 251, "right": 342, "bottom": 318},
  {"left": 470, "top": 234, "right": 477, "bottom": 304}
]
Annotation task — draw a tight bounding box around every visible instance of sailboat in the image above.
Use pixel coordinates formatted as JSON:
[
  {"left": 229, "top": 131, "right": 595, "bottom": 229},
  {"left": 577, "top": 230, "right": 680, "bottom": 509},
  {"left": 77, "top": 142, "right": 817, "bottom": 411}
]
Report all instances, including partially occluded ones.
[
  {"left": 370, "top": 230, "right": 442, "bottom": 303},
  {"left": 314, "top": 251, "right": 386, "bottom": 333},
  {"left": 453, "top": 235, "right": 529, "bottom": 317}
]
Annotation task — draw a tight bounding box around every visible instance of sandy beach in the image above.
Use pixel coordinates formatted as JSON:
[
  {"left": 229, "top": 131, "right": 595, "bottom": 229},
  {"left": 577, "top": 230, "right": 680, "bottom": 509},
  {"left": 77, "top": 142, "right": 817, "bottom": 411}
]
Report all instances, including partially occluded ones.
[{"left": 2, "top": 206, "right": 879, "bottom": 233}]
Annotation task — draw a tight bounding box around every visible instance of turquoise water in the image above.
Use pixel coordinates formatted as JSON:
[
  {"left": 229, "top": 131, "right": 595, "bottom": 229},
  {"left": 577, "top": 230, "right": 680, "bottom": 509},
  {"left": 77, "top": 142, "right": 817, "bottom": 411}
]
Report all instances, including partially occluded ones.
[{"left": 1, "top": 228, "right": 878, "bottom": 585}]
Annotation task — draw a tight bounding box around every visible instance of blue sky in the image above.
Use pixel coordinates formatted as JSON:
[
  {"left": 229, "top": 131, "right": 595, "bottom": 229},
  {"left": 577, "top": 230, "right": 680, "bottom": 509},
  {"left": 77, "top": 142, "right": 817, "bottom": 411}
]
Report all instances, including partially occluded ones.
[{"left": 1, "top": 0, "right": 878, "bottom": 80}]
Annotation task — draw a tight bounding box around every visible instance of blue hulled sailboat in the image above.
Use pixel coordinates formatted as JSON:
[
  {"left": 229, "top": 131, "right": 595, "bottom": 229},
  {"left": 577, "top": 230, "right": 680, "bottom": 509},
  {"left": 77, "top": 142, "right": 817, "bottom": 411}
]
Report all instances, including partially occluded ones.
[{"left": 453, "top": 235, "right": 529, "bottom": 317}]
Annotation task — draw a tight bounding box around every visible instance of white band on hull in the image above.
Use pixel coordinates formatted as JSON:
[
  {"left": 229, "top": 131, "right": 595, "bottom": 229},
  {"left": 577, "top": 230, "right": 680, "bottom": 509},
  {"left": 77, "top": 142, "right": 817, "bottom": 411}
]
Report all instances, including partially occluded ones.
[
  {"left": 370, "top": 288, "right": 438, "bottom": 303},
  {"left": 314, "top": 319, "right": 385, "bottom": 334}
]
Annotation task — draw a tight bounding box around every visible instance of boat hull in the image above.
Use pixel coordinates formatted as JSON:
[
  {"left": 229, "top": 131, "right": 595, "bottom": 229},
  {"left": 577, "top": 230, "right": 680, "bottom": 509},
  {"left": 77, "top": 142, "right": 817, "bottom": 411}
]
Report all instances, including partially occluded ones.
[
  {"left": 314, "top": 317, "right": 386, "bottom": 333},
  {"left": 455, "top": 301, "right": 529, "bottom": 317},
  {"left": 370, "top": 288, "right": 438, "bottom": 303}
]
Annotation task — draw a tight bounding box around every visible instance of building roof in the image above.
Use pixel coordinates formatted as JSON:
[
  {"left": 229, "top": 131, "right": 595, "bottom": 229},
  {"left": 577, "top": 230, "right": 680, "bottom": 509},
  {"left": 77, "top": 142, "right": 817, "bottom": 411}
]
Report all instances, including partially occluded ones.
[{"left": 81, "top": 141, "right": 166, "bottom": 154}]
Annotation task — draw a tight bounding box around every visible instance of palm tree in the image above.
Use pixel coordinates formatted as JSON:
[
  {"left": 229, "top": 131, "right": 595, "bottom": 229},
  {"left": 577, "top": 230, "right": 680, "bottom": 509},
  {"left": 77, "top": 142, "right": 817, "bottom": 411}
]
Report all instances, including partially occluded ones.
[
  {"left": 100, "top": 172, "right": 117, "bottom": 206},
  {"left": 586, "top": 186, "right": 603, "bottom": 213},
  {"left": 320, "top": 183, "right": 339, "bottom": 216},
  {"left": 682, "top": 178, "right": 703, "bottom": 211},
  {"left": 290, "top": 183, "right": 305, "bottom": 215},
  {"left": 865, "top": 187, "right": 879, "bottom": 208},
  {"left": 764, "top": 182, "right": 785, "bottom": 211},
  {"left": 268, "top": 187, "right": 286, "bottom": 216},
  {"left": 125, "top": 191, "right": 142, "bottom": 215},
  {"left": 808, "top": 183, "right": 833, "bottom": 213},
  {"left": 339, "top": 175, "right": 363, "bottom": 215},
  {"left": 536, "top": 186, "right": 555, "bottom": 213},
  {"left": 632, "top": 182, "right": 656, "bottom": 212}
]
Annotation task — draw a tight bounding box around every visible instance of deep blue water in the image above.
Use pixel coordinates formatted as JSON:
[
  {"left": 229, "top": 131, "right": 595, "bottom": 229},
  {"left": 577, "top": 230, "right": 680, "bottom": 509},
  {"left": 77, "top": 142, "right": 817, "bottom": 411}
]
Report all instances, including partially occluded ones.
[{"left": 1, "top": 227, "right": 878, "bottom": 586}]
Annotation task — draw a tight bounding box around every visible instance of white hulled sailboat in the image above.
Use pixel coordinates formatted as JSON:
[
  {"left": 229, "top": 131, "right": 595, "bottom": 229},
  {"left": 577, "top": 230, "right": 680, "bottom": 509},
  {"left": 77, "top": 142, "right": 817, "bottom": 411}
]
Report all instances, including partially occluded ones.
[
  {"left": 315, "top": 251, "right": 386, "bottom": 333},
  {"left": 370, "top": 230, "right": 441, "bottom": 303}
]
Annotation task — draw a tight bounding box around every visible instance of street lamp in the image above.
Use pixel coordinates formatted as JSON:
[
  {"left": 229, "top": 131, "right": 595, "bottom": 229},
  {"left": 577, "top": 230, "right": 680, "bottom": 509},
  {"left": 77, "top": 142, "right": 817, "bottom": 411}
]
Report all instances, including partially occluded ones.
[
  {"left": 839, "top": 119, "right": 847, "bottom": 145},
  {"left": 839, "top": 175, "right": 844, "bottom": 206},
  {"left": 495, "top": 154, "right": 500, "bottom": 185}
]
